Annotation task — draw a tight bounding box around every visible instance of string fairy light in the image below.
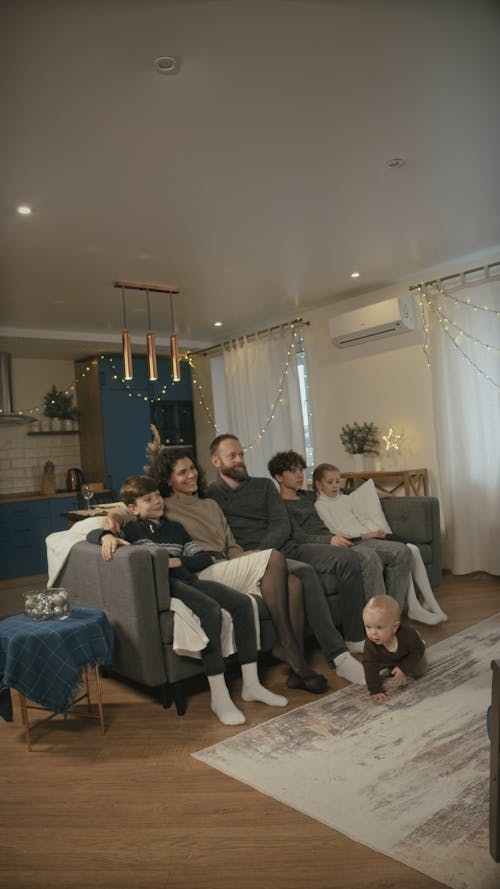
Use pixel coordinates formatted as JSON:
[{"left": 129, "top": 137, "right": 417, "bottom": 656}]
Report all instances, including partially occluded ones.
[
  {"left": 12, "top": 318, "right": 309, "bottom": 441},
  {"left": 185, "top": 353, "right": 218, "bottom": 432},
  {"left": 429, "top": 280, "right": 500, "bottom": 315},
  {"left": 12, "top": 352, "right": 186, "bottom": 418},
  {"left": 412, "top": 283, "right": 500, "bottom": 391},
  {"left": 10, "top": 359, "right": 100, "bottom": 418},
  {"left": 186, "top": 320, "right": 307, "bottom": 449},
  {"left": 245, "top": 323, "right": 298, "bottom": 451},
  {"left": 424, "top": 289, "right": 499, "bottom": 353}
]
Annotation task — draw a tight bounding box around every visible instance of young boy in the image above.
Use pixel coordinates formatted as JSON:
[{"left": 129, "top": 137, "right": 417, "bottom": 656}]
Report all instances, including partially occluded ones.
[
  {"left": 87, "top": 475, "right": 287, "bottom": 725},
  {"left": 362, "top": 595, "right": 427, "bottom": 703}
]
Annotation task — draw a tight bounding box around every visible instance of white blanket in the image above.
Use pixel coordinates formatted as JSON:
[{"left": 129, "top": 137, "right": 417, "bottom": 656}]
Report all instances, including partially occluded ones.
[
  {"left": 46, "top": 517, "right": 104, "bottom": 587},
  {"left": 45, "top": 522, "right": 260, "bottom": 659}
]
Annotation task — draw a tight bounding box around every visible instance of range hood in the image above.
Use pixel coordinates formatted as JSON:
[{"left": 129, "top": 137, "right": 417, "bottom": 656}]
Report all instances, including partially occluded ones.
[{"left": 0, "top": 353, "right": 36, "bottom": 425}]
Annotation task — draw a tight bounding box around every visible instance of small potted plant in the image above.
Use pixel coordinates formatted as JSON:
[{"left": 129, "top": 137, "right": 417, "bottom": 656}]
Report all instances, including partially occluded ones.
[
  {"left": 42, "top": 385, "right": 78, "bottom": 431},
  {"left": 340, "top": 421, "right": 379, "bottom": 470}
]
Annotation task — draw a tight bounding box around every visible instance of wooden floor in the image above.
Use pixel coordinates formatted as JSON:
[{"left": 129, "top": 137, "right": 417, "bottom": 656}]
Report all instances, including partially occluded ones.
[{"left": 1, "top": 572, "right": 499, "bottom": 889}]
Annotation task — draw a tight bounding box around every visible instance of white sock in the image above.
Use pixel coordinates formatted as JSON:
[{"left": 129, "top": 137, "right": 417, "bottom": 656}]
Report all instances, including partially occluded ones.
[
  {"left": 346, "top": 640, "right": 365, "bottom": 654},
  {"left": 407, "top": 604, "right": 442, "bottom": 626},
  {"left": 207, "top": 673, "right": 246, "bottom": 725},
  {"left": 407, "top": 593, "right": 442, "bottom": 626},
  {"left": 241, "top": 662, "right": 288, "bottom": 707},
  {"left": 334, "top": 652, "right": 366, "bottom": 686}
]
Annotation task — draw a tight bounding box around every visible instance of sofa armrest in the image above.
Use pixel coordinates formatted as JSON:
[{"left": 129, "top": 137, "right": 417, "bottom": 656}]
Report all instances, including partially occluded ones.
[
  {"left": 58, "top": 541, "right": 171, "bottom": 687},
  {"left": 382, "top": 496, "right": 442, "bottom": 587}
]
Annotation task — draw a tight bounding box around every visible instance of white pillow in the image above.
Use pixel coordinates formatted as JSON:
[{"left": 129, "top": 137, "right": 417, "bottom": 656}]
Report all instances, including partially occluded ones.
[{"left": 348, "top": 479, "right": 392, "bottom": 534}]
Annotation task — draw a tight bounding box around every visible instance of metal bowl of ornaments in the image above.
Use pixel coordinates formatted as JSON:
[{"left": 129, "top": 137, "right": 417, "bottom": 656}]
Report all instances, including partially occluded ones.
[{"left": 23, "top": 588, "right": 71, "bottom": 621}]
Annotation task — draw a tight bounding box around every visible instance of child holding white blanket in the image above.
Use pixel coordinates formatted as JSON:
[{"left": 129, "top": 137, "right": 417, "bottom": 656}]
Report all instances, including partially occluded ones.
[{"left": 313, "top": 464, "right": 447, "bottom": 626}]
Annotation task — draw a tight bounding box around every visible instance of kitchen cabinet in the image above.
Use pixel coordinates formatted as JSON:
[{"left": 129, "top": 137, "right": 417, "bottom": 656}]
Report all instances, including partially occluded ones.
[
  {"left": 0, "top": 494, "right": 80, "bottom": 579},
  {"left": 76, "top": 355, "right": 195, "bottom": 495}
]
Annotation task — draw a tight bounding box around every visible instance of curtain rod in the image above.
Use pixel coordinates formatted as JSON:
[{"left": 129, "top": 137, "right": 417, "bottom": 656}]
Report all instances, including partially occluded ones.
[
  {"left": 114, "top": 280, "right": 179, "bottom": 294},
  {"left": 409, "top": 259, "right": 500, "bottom": 292},
  {"left": 187, "top": 317, "right": 310, "bottom": 358}
]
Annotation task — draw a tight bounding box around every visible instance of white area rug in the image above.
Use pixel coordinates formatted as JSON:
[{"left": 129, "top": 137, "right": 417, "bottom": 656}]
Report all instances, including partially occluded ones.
[{"left": 194, "top": 615, "right": 500, "bottom": 889}]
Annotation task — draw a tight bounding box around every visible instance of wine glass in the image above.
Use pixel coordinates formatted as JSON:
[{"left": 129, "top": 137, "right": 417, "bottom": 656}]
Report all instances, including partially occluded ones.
[{"left": 81, "top": 484, "right": 95, "bottom": 515}]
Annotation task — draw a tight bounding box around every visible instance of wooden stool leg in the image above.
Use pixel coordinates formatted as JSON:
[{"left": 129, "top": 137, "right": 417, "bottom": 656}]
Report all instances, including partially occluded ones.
[
  {"left": 82, "top": 669, "right": 91, "bottom": 712},
  {"left": 18, "top": 693, "right": 32, "bottom": 752},
  {"left": 94, "top": 665, "right": 105, "bottom": 734}
]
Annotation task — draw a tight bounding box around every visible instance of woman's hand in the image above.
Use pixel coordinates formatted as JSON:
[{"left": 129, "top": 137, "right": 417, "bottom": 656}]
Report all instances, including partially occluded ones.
[
  {"left": 362, "top": 529, "right": 386, "bottom": 539},
  {"left": 102, "top": 515, "right": 123, "bottom": 535},
  {"left": 102, "top": 506, "right": 131, "bottom": 533},
  {"left": 371, "top": 691, "right": 390, "bottom": 703},
  {"left": 168, "top": 557, "right": 182, "bottom": 568}
]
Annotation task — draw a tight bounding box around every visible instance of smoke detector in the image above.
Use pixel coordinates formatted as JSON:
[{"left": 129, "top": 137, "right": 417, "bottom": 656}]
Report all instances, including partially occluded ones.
[
  {"left": 385, "top": 157, "right": 406, "bottom": 169},
  {"left": 154, "top": 56, "right": 179, "bottom": 75}
]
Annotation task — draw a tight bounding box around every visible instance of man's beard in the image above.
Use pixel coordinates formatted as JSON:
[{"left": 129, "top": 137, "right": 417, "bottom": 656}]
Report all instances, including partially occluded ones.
[{"left": 221, "top": 463, "right": 248, "bottom": 482}]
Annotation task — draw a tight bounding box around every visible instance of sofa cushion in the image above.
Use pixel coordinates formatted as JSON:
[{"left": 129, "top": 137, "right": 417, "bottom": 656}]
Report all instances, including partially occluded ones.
[
  {"left": 381, "top": 499, "right": 433, "bottom": 543},
  {"left": 347, "top": 479, "right": 393, "bottom": 533}
]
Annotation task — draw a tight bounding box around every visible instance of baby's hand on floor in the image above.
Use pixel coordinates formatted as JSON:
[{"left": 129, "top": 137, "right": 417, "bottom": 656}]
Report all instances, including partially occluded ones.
[{"left": 371, "top": 692, "right": 390, "bottom": 703}]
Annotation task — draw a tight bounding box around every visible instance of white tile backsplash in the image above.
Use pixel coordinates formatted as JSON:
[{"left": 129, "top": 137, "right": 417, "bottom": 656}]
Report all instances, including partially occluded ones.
[{"left": 0, "top": 426, "right": 82, "bottom": 495}]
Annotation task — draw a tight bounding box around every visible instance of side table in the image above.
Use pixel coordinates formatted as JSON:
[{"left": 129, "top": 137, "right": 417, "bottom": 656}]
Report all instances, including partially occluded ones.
[
  {"left": 341, "top": 468, "right": 429, "bottom": 497},
  {"left": 0, "top": 606, "right": 113, "bottom": 750}
]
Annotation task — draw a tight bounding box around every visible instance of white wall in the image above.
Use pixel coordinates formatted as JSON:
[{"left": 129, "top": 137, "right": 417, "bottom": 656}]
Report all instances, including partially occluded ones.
[{"left": 303, "top": 285, "right": 441, "bottom": 497}]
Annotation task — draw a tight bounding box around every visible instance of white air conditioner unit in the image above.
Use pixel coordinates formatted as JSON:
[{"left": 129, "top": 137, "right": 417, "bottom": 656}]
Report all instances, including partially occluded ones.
[{"left": 329, "top": 295, "right": 416, "bottom": 348}]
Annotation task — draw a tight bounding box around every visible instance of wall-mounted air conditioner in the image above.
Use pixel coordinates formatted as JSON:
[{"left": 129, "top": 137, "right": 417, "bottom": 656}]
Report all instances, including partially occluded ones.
[{"left": 329, "top": 295, "right": 416, "bottom": 348}]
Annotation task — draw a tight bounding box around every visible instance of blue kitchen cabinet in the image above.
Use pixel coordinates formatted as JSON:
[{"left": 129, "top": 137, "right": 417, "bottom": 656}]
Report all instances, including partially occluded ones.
[
  {"left": 0, "top": 495, "right": 80, "bottom": 579},
  {"left": 77, "top": 355, "right": 194, "bottom": 497},
  {"left": 49, "top": 495, "right": 80, "bottom": 532}
]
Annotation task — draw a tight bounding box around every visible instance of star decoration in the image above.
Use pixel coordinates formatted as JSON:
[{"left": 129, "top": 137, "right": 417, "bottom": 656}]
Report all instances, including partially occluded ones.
[{"left": 382, "top": 427, "right": 403, "bottom": 453}]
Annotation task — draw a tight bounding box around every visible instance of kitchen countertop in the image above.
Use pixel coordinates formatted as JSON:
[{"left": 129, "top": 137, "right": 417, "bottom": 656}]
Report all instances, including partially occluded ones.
[{"left": 0, "top": 490, "right": 112, "bottom": 504}]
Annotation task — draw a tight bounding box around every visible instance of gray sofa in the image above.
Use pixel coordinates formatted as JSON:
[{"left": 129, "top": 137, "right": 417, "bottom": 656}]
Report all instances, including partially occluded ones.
[{"left": 57, "top": 496, "right": 441, "bottom": 715}]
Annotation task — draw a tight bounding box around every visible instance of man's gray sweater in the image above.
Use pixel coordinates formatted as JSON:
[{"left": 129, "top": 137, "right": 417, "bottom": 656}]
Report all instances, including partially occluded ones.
[{"left": 207, "top": 475, "right": 299, "bottom": 557}]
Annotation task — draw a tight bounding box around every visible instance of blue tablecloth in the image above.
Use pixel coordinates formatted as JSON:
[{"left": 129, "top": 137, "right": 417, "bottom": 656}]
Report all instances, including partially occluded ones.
[{"left": 0, "top": 607, "right": 113, "bottom": 714}]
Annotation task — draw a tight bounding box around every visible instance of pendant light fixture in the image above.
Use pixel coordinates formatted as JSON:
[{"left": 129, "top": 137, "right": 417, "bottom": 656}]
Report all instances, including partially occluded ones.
[
  {"left": 114, "top": 280, "right": 181, "bottom": 383},
  {"left": 121, "top": 286, "right": 133, "bottom": 380},
  {"left": 146, "top": 288, "right": 158, "bottom": 381},
  {"left": 170, "top": 291, "right": 181, "bottom": 382}
]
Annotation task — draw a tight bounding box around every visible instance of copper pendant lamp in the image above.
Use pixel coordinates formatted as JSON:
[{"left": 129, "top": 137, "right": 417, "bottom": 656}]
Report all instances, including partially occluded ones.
[
  {"left": 170, "top": 292, "right": 181, "bottom": 382},
  {"left": 146, "top": 288, "right": 158, "bottom": 381},
  {"left": 114, "top": 280, "right": 181, "bottom": 383},
  {"left": 121, "top": 286, "right": 133, "bottom": 380}
]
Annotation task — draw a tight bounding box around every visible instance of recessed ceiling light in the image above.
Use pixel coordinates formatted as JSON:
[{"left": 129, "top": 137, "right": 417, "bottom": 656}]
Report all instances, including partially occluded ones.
[
  {"left": 385, "top": 157, "right": 406, "bottom": 169},
  {"left": 17, "top": 205, "right": 32, "bottom": 215},
  {"left": 350, "top": 272, "right": 360, "bottom": 279},
  {"left": 153, "top": 56, "right": 179, "bottom": 75},
  {"left": 214, "top": 321, "right": 222, "bottom": 327}
]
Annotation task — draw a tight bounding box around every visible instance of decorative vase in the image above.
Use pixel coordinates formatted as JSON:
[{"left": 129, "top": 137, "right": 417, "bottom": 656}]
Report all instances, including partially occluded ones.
[
  {"left": 51, "top": 417, "right": 62, "bottom": 432},
  {"left": 353, "top": 453, "right": 364, "bottom": 472},
  {"left": 63, "top": 418, "right": 73, "bottom": 431},
  {"left": 40, "top": 417, "right": 51, "bottom": 432}
]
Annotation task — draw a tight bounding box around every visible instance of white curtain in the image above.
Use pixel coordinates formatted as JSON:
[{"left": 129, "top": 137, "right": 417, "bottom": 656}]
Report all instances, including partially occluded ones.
[
  {"left": 427, "top": 278, "right": 500, "bottom": 574},
  {"left": 223, "top": 327, "right": 306, "bottom": 477}
]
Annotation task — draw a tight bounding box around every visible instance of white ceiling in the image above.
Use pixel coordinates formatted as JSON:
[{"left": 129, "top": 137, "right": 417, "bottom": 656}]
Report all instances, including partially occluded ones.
[{"left": 1, "top": 0, "right": 500, "bottom": 360}]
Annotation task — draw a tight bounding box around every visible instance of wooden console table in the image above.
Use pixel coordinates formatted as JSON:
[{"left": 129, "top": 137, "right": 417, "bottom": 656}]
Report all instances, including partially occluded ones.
[{"left": 342, "top": 468, "right": 429, "bottom": 497}]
